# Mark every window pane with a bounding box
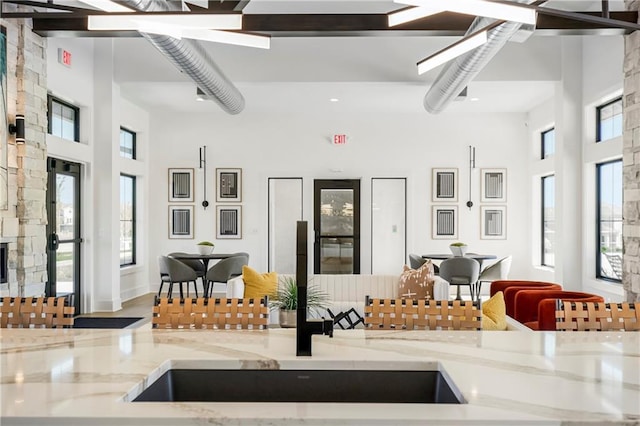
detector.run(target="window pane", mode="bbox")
[597,98,622,142]
[120,175,136,266]
[542,128,555,159]
[120,128,135,159]
[49,98,79,142]
[598,160,623,281]
[542,175,555,267]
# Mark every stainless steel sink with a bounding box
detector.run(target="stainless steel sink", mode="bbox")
[130,364,465,404]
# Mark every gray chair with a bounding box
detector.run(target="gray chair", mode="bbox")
[439,257,480,301]
[205,255,249,297]
[475,255,512,301]
[158,255,199,299]
[169,252,206,293]
[408,254,426,269]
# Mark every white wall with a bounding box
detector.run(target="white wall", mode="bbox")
[46,38,150,312]
[147,108,530,292]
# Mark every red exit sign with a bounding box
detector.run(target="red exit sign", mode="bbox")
[333,134,347,145]
[58,49,72,67]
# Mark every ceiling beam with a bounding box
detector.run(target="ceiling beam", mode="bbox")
[24,11,639,38]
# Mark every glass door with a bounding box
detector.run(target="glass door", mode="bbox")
[314,180,360,274]
[46,158,82,314]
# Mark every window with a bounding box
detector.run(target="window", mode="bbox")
[48,95,79,142]
[597,160,623,282]
[596,97,623,142]
[120,127,136,159]
[541,128,555,159]
[541,175,555,267]
[120,174,136,267]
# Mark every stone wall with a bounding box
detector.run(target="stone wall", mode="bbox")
[0,7,48,297]
[624,0,640,301]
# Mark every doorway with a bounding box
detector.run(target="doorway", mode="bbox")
[46,157,82,314]
[313,179,360,274]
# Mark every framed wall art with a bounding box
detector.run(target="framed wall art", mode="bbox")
[481,168,507,202]
[168,205,194,239]
[432,168,458,202]
[217,205,242,239]
[432,205,458,240]
[168,168,194,202]
[481,205,506,239]
[216,168,242,202]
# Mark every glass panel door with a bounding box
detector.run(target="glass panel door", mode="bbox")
[46,158,82,314]
[314,180,360,274]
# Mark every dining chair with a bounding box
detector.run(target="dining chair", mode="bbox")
[474,255,512,302]
[408,254,426,269]
[438,257,480,301]
[205,255,249,297]
[169,252,206,293]
[158,256,199,299]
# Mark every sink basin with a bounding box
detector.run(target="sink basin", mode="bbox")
[131,368,465,404]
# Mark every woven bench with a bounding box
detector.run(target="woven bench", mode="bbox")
[0,296,75,328]
[152,297,269,329]
[364,296,481,330]
[556,301,639,331]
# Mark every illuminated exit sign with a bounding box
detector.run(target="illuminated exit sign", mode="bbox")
[333,134,347,145]
[58,49,72,67]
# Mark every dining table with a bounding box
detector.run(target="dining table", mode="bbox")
[168,253,236,272]
[421,253,497,270]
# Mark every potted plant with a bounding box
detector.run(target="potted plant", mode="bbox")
[269,276,329,328]
[449,242,468,257]
[196,241,215,255]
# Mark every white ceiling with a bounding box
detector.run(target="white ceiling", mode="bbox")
[109,0,625,115]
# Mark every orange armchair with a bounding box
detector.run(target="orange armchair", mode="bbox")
[514,290,604,330]
[490,280,562,317]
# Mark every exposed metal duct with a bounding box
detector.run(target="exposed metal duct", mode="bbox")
[118,0,245,114]
[423,0,534,114]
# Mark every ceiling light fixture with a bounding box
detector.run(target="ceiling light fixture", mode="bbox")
[330,98,339,102]
[87,14,243,31]
[395,0,537,26]
[388,5,445,27]
[77,0,133,13]
[417,22,501,75]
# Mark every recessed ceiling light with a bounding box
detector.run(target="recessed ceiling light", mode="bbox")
[471,97,480,101]
[196,96,205,102]
[330,98,339,102]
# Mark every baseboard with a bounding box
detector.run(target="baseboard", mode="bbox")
[121,285,149,302]
[93,298,123,312]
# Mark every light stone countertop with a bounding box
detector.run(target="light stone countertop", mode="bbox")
[1,326,639,425]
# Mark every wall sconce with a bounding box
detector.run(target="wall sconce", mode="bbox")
[199,145,209,209]
[466,145,476,209]
[9,114,25,144]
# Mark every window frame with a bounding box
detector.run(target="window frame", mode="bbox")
[595,159,623,283]
[120,174,136,267]
[119,127,137,160]
[47,95,80,142]
[596,96,623,143]
[541,127,555,159]
[541,174,555,268]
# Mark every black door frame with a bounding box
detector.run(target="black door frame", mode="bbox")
[46,157,82,314]
[313,179,361,274]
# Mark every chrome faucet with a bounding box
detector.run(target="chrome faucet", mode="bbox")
[296,221,333,356]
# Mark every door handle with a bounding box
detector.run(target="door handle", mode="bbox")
[48,233,59,251]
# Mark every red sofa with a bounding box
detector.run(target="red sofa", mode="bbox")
[514,290,605,330]
[490,280,562,317]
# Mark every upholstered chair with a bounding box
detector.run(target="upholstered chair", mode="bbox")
[490,280,562,316]
[169,252,206,291]
[205,255,249,297]
[475,256,512,300]
[514,290,605,330]
[439,257,480,301]
[158,255,198,299]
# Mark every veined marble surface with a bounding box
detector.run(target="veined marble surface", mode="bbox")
[0,327,638,425]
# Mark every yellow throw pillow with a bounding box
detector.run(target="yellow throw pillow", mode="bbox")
[481,291,507,331]
[242,265,277,299]
[398,261,435,300]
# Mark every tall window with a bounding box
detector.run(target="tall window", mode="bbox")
[596,97,623,142]
[541,128,555,159]
[120,127,136,159]
[541,175,555,267]
[120,174,136,267]
[597,160,623,282]
[48,95,79,142]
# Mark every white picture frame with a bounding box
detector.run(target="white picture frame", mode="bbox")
[432,205,458,240]
[168,205,194,239]
[168,168,194,203]
[216,168,242,202]
[481,168,507,202]
[432,168,458,202]
[481,205,506,239]
[217,205,242,239]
